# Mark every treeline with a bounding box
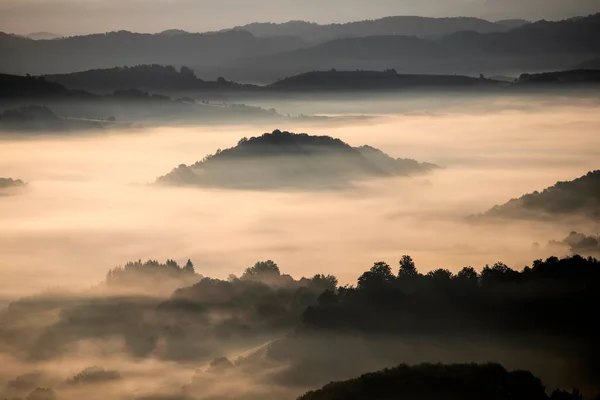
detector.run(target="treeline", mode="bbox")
[298,363,587,400]
[298,255,600,387]
[304,254,600,337]
[45,64,254,92]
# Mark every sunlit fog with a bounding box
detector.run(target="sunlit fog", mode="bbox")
[1,96,598,297]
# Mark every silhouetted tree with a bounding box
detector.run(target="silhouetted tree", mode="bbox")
[184,259,195,273]
[242,260,281,279]
[398,255,418,278]
[357,262,395,290]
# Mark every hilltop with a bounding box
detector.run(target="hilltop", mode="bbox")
[298,363,555,400]
[157,129,438,190]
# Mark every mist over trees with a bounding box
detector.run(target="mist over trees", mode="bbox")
[229,254,600,394]
[0,177,26,189]
[0,259,338,362]
[548,231,600,255]
[0,74,286,126]
[0,254,599,399]
[157,129,439,190]
[1,5,600,400]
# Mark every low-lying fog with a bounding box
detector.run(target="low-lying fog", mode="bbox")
[1,96,599,298]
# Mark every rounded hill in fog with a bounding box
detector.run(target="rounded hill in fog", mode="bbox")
[156,129,439,190]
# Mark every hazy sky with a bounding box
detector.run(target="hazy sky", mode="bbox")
[0,0,599,35]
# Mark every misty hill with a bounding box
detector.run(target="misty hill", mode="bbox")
[44,64,256,93]
[549,231,600,256]
[212,13,600,83]
[0,106,105,132]
[482,171,600,220]
[0,30,305,75]
[105,259,201,294]
[516,69,600,85]
[157,130,439,190]
[234,16,505,43]
[298,363,561,400]
[268,70,499,91]
[0,260,336,362]
[0,74,284,125]
[0,177,26,189]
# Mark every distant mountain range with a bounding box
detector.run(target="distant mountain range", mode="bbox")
[157,129,439,190]
[231,16,528,43]
[1,14,598,81]
[0,30,304,75]
[209,13,600,82]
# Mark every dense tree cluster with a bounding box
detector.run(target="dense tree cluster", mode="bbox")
[298,363,582,400]
[304,254,600,336]
[106,258,200,291]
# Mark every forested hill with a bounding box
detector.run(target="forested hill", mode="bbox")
[44,65,256,93]
[157,129,439,190]
[297,363,581,400]
[481,171,600,220]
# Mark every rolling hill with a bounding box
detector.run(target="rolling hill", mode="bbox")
[234,16,507,43]
[268,69,500,91]
[297,363,552,400]
[157,129,439,190]
[482,171,600,220]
